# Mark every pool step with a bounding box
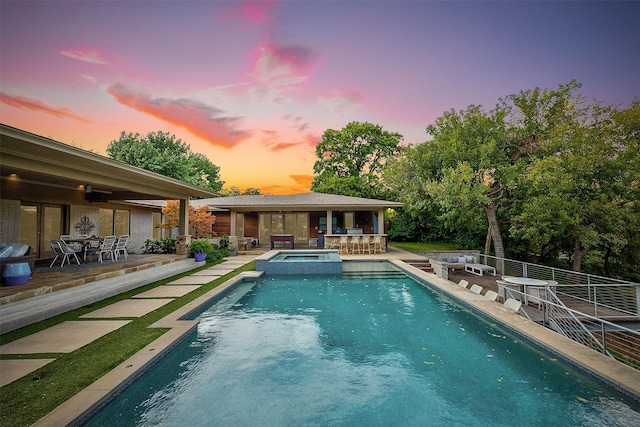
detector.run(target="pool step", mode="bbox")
[342,271,407,279]
[404,261,434,273]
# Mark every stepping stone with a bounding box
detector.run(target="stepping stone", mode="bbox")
[191,269,226,276]
[133,285,201,298]
[80,299,174,318]
[0,321,130,354]
[168,276,216,285]
[204,268,235,275]
[0,359,55,387]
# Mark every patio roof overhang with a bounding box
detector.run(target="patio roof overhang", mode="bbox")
[0,124,218,201]
[191,193,403,212]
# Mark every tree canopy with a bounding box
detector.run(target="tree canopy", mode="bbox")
[106,131,224,192]
[385,81,639,277]
[311,121,402,200]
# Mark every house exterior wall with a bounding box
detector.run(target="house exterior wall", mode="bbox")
[0,199,21,243]
[70,205,100,236]
[129,208,153,254]
[212,212,231,237]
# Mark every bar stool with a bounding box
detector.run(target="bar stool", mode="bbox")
[338,236,349,254]
[361,235,371,254]
[372,235,383,254]
[350,236,361,254]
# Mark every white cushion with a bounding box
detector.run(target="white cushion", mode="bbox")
[465,255,474,263]
[0,245,13,258]
[9,243,29,257]
[458,256,467,264]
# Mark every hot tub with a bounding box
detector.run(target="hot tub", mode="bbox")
[255,250,342,275]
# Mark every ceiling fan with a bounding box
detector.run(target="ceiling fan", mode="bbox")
[84,184,112,194]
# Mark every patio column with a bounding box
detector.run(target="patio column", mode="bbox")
[326,210,333,235]
[377,209,384,235]
[176,198,191,255]
[230,210,236,237]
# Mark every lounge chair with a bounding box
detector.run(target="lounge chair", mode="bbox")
[469,284,483,294]
[485,290,499,301]
[503,298,522,311]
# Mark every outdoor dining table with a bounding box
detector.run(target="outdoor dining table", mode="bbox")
[499,276,549,304]
[66,237,103,261]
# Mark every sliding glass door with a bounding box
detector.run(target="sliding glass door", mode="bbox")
[259,213,308,244]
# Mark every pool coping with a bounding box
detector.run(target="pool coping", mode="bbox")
[34,261,640,425]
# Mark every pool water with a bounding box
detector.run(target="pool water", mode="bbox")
[85,272,640,426]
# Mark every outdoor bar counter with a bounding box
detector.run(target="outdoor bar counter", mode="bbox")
[322,234,387,253]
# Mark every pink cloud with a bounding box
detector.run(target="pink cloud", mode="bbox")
[261,130,318,152]
[254,43,319,83]
[59,47,110,65]
[106,84,249,148]
[217,0,278,26]
[0,92,93,123]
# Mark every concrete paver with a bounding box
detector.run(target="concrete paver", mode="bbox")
[198,268,235,275]
[168,276,218,284]
[80,299,175,318]
[191,269,229,276]
[0,359,55,387]
[133,285,201,298]
[0,320,130,354]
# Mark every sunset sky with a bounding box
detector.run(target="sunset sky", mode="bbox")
[1,1,638,194]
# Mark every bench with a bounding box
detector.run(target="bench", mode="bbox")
[465,263,496,276]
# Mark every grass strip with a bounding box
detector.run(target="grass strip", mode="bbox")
[0,260,255,427]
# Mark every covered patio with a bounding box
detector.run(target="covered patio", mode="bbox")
[0,124,218,267]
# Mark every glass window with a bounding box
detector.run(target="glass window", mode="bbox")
[114,210,130,236]
[99,208,113,237]
[152,212,162,240]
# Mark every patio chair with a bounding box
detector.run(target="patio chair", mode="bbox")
[113,234,130,261]
[85,235,116,263]
[60,234,83,252]
[49,240,81,268]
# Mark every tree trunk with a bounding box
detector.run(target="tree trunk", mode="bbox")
[484,223,492,255]
[603,246,611,277]
[572,238,591,272]
[482,203,504,259]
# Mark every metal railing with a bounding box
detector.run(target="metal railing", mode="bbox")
[480,254,640,318]
[501,286,640,370]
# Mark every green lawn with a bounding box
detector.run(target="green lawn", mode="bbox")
[388,241,461,252]
[0,260,255,427]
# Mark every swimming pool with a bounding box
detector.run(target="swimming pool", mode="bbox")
[83,265,640,426]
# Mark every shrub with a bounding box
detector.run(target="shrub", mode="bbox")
[189,239,214,255]
[142,238,177,254]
